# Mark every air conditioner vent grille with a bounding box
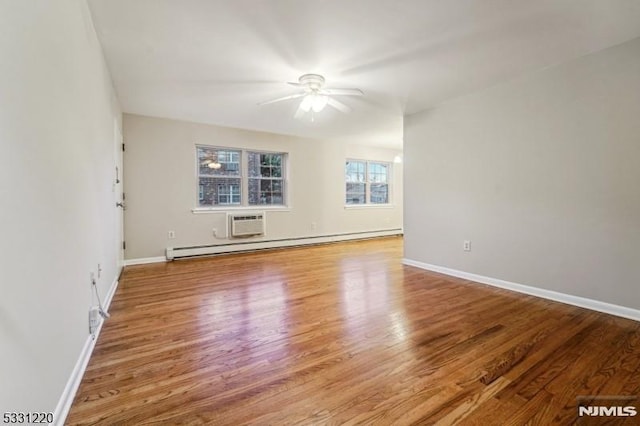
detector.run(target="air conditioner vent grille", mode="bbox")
[229,212,265,237]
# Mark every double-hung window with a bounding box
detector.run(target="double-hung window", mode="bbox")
[197,145,287,208]
[345,159,390,205]
[248,152,285,205]
[198,147,242,206]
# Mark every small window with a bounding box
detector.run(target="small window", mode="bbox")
[345,160,391,205]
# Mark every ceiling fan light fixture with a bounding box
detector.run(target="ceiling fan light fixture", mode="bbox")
[311,95,328,112]
[208,162,222,169]
[299,95,313,112]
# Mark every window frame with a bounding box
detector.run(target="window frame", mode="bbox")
[195,145,289,211]
[344,159,392,207]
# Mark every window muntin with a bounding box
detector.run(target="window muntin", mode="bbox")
[218,150,240,171]
[345,160,391,205]
[197,145,286,208]
[216,182,241,205]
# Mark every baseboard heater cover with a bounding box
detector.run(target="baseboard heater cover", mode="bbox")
[166,228,402,260]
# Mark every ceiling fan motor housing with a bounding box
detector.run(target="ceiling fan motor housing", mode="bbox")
[299,74,325,91]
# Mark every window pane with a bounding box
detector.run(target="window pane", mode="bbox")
[369,162,388,183]
[248,178,284,205]
[217,182,241,205]
[248,179,260,205]
[346,182,366,204]
[345,160,365,183]
[198,146,241,176]
[248,152,283,178]
[198,177,241,206]
[370,183,388,204]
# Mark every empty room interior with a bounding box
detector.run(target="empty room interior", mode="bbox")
[2,0,640,424]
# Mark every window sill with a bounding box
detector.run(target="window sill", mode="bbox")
[192,206,291,214]
[344,204,395,210]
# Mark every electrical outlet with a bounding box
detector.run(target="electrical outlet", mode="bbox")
[168,231,176,239]
[89,306,100,337]
[212,228,217,237]
[463,240,471,252]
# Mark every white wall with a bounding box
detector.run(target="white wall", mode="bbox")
[404,37,640,310]
[0,0,121,415]
[123,114,403,260]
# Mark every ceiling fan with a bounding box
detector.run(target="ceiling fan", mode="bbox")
[259,74,363,119]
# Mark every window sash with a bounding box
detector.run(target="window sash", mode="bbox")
[346,182,366,204]
[197,146,242,177]
[249,177,285,206]
[198,177,242,207]
[370,183,389,204]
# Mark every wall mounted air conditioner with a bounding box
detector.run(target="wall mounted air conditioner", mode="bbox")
[229,212,265,237]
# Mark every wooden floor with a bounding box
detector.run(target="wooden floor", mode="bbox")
[67,237,640,425]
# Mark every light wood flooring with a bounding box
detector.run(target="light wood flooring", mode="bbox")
[67,237,640,425]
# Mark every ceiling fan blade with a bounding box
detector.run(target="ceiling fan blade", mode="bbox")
[321,88,363,96]
[294,105,306,119]
[258,93,306,106]
[327,98,352,113]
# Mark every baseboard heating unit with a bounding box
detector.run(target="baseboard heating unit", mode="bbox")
[165,228,402,260]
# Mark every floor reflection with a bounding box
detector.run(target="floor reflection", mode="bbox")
[198,267,290,361]
[339,257,411,346]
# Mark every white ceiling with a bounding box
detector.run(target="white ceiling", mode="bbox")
[88,0,640,149]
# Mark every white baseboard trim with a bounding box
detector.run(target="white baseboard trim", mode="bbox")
[123,256,166,266]
[52,273,120,426]
[402,258,640,323]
